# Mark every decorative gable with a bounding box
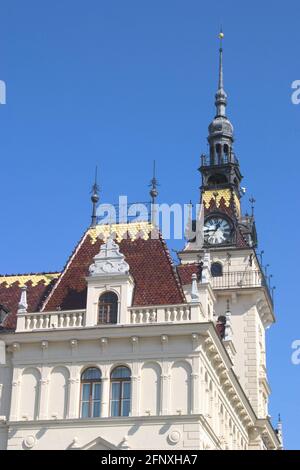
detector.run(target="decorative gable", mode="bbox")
[86,236,135,326]
[89,237,129,277]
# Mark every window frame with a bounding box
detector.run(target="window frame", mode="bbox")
[98,291,118,324]
[211,261,223,277]
[110,366,131,417]
[80,368,102,418]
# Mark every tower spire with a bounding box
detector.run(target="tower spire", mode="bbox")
[215,29,227,117]
[149,160,159,226]
[218,29,224,89]
[149,160,158,205]
[91,166,100,227]
[276,414,284,450]
[200,29,243,211]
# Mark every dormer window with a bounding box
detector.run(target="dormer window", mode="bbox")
[98,292,118,324]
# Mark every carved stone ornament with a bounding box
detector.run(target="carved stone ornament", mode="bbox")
[71,437,80,449]
[119,435,130,449]
[191,273,199,302]
[201,251,211,284]
[89,237,130,277]
[167,430,181,445]
[23,435,36,449]
[161,335,168,344]
[18,286,28,314]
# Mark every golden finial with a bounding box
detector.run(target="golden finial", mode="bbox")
[219,28,224,49]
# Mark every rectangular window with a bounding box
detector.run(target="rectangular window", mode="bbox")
[92,383,101,417]
[110,381,131,417]
[81,383,90,418]
[80,382,101,418]
[122,382,131,417]
[110,382,120,417]
[93,401,101,417]
[81,401,89,418]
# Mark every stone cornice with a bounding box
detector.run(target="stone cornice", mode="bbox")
[2,320,278,445]
[254,418,280,449]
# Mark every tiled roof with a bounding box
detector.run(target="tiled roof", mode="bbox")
[43,226,185,312]
[177,263,202,285]
[0,274,59,330]
[203,189,249,249]
[0,223,185,331]
[203,189,240,220]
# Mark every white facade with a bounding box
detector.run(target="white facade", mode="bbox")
[0,234,280,450]
[180,246,274,420]
[0,32,282,450]
[0,28,282,449]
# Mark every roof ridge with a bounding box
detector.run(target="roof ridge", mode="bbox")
[158,233,185,303]
[40,227,90,312]
[0,271,60,278]
[177,262,200,267]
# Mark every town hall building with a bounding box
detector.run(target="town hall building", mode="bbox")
[0,37,282,450]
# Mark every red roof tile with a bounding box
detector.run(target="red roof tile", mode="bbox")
[43,230,185,312]
[177,263,202,285]
[0,275,59,330]
[0,226,186,332]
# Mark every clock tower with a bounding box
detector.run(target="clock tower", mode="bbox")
[198,33,256,249]
[178,33,275,422]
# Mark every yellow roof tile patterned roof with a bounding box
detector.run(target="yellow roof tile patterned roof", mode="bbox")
[88,221,154,244]
[0,273,60,288]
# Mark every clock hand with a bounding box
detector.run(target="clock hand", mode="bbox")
[212,224,221,233]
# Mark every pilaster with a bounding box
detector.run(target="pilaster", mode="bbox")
[131,375,140,416]
[101,376,110,418]
[38,366,50,420]
[9,367,22,421]
[191,356,201,414]
[160,362,170,415]
[243,307,259,414]
[131,361,141,416]
[67,365,80,419]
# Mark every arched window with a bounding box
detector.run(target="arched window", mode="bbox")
[211,262,223,277]
[110,366,131,417]
[223,144,229,163]
[80,368,102,418]
[216,143,222,164]
[98,291,118,324]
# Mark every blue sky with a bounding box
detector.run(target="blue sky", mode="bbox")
[0,0,299,449]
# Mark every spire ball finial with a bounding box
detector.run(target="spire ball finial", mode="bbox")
[214,28,227,117]
[249,195,256,217]
[149,160,159,203]
[218,28,224,50]
[149,160,159,226]
[91,166,100,227]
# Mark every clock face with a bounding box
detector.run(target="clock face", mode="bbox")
[204,217,232,245]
